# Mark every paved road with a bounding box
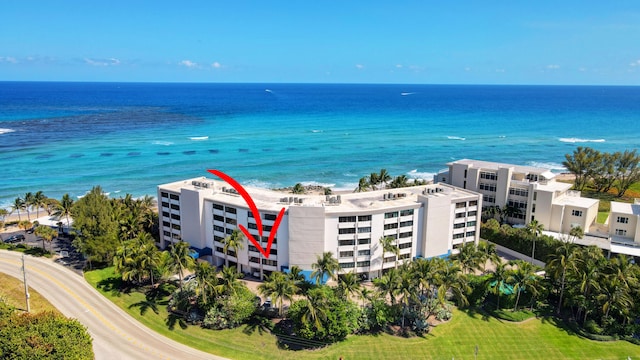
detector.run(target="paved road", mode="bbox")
[0,250,225,360]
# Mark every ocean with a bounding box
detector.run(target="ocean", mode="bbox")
[1,82,639,208]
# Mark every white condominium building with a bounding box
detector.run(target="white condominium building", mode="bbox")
[436,159,599,234]
[608,200,640,250]
[157,177,481,280]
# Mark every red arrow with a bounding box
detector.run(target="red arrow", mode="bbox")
[207,169,285,259]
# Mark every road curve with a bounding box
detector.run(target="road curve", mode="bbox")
[0,250,226,360]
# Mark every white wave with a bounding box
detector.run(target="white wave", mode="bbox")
[0,128,15,135]
[527,161,567,171]
[113,190,121,193]
[401,92,415,96]
[152,140,174,146]
[559,137,605,143]
[447,136,466,141]
[342,172,358,177]
[244,179,277,189]
[333,182,359,192]
[189,136,209,141]
[300,181,336,188]
[407,169,436,179]
[498,135,506,138]
[311,129,323,133]
[265,89,273,93]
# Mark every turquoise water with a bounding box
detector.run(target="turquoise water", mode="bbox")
[1,82,639,208]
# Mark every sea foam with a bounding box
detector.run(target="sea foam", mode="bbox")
[447,136,466,141]
[0,128,15,135]
[152,140,174,146]
[559,138,605,143]
[407,169,436,180]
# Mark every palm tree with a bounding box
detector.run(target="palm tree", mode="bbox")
[10,196,24,222]
[34,225,57,253]
[221,229,244,272]
[291,183,305,194]
[259,271,298,318]
[338,272,361,299]
[137,233,159,285]
[297,287,330,330]
[358,287,374,308]
[569,226,584,243]
[368,172,380,190]
[546,241,578,314]
[597,275,633,324]
[396,264,417,328]
[311,251,340,285]
[354,177,371,192]
[574,246,604,322]
[507,260,541,311]
[220,266,244,294]
[454,242,481,274]
[486,261,510,310]
[379,235,399,271]
[378,169,392,189]
[32,191,47,219]
[169,241,195,291]
[434,261,469,309]
[373,267,400,305]
[23,192,35,222]
[526,219,544,263]
[194,261,222,305]
[477,241,497,273]
[53,194,74,231]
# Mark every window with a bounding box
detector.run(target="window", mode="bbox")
[384,212,398,219]
[340,251,354,258]
[212,203,223,210]
[384,223,398,230]
[400,209,414,216]
[466,231,476,237]
[214,235,224,242]
[160,191,168,198]
[399,231,413,238]
[339,239,355,246]
[398,242,412,249]
[615,229,627,236]
[533,192,537,201]
[262,213,276,221]
[170,204,180,210]
[531,204,536,213]
[526,174,539,182]
[171,224,181,230]
[162,221,170,227]
[270,248,277,255]
[480,172,497,180]
[479,183,496,192]
[262,225,273,232]
[571,210,583,217]
[225,206,237,214]
[163,231,171,237]
[454,223,465,229]
[358,227,371,233]
[399,253,411,260]
[357,261,370,267]
[161,201,170,208]
[169,194,179,200]
[248,211,254,218]
[509,188,529,197]
[215,246,224,254]
[617,216,629,224]
[400,220,413,228]
[225,228,233,235]
[172,233,181,239]
[340,262,355,269]
[262,259,278,266]
[467,210,477,217]
[225,218,237,225]
[469,200,478,206]
[508,200,527,209]
[339,228,356,234]
[464,169,468,178]
[453,233,464,239]
[455,202,466,209]
[467,221,476,227]
[456,212,466,218]
[248,245,258,252]
[213,214,224,222]
[162,211,170,217]
[249,257,259,264]
[358,238,371,245]
[358,215,372,221]
[248,223,258,230]
[358,249,370,256]
[339,216,356,223]
[384,256,396,263]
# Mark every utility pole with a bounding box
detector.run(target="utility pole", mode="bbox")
[21,255,30,313]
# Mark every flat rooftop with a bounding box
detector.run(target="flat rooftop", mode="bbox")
[610,201,640,215]
[159,177,480,213]
[448,159,556,179]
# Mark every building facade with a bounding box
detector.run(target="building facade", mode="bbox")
[158,177,481,280]
[436,159,599,234]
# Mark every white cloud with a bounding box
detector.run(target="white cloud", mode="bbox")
[495,68,506,73]
[355,64,364,69]
[546,64,560,69]
[84,57,121,66]
[0,56,18,64]
[629,59,640,67]
[395,64,403,68]
[211,61,221,68]
[464,67,472,72]
[180,60,198,68]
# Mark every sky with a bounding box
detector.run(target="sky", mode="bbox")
[1,1,640,85]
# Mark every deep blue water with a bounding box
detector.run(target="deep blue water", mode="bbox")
[1,82,639,208]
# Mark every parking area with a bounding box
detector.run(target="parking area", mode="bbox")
[1,227,85,274]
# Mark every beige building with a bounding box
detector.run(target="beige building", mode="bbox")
[158,177,481,280]
[437,159,599,234]
[608,200,640,244]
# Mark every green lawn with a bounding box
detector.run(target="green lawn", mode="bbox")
[0,273,60,314]
[84,268,640,359]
